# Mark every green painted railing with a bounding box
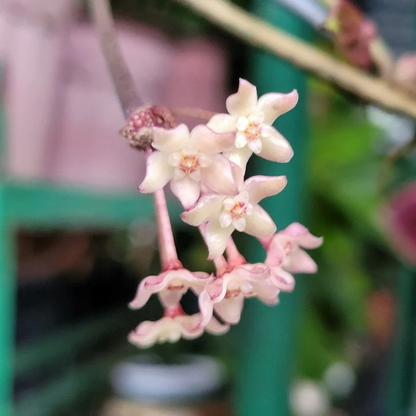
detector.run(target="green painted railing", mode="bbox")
[236,2,311,415]
[15,344,134,416]
[386,266,416,416]
[0,199,15,416]
[15,307,135,378]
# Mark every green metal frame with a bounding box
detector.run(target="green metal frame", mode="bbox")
[0,196,15,416]
[236,2,311,415]
[0,108,180,414]
[386,266,416,416]
[1,182,164,228]
[0,181,162,415]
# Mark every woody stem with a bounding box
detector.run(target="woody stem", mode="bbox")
[89,0,143,118]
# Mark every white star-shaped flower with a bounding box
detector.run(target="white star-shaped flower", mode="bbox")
[181,174,287,259]
[207,78,297,171]
[139,124,237,208]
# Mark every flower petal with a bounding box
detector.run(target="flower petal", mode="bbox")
[244,205,276,237]
[244,175,287,204]
[251,278,280,300]
[235,190,250,204]
[236,117,250,131]
[168,152,182,167]
[226,78,258,117]
[171,176,201,209]
[235,132,248,148]
[129,274,165,309]
[233,216,246,232]
[270,266,295,292]
[237,263,270,280]
[139,152,173,193]
[280,223,323,248]
[231,164,245,190]
[181,194,224,226]
[177,314,205,339]
[283,248,318,274]
[161,271,211,307]
[128,318,180,348]
[214,296,244,324]
[201,154,238,195]
[248,111,265,125]
[205,220,234,259]
[205,317,230,335]
[191,125,235,154]
[224,146,253,172]
[130,269,210,309]
[259,126,294,163]
[128,321,159,348]
[199,291,215,326]
[219,211,233,228]
[207,114,237,133]
[205,277,228,301]
[152,124,190,152]
[256,90,299,124]
[265,238,285,267]
[248,138,262,154]
[259,294,280,306]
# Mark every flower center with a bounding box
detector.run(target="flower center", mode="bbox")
[225,280,254,298]
[241,121,261,141]
[235,113,265,153]
[169,150,211,181]
[225,289,240,298]
[167,278,186,291]
[229,201,249,218]
[220,192,253,232]
[179,154,200,174]
[225,280,241,298]
[283,241,293,254]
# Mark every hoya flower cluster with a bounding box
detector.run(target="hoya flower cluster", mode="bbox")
[127,79,322,348]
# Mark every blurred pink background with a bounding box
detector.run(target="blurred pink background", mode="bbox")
[0,0,227,191]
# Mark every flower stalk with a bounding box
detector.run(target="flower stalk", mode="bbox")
[213,256,229,276]
[154,189,181,271]
[226,237,246,268]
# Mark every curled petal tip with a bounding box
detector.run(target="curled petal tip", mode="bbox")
[279,176,288,189]
[290,89,299,98]
[128,301,139,310]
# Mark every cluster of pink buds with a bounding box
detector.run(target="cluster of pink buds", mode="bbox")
[127,79,323,348]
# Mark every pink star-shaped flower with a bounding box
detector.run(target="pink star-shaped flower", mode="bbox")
[265,223,323,292]
[128,305,229,348]
[129,268,212,309]
[199,264,279,326]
